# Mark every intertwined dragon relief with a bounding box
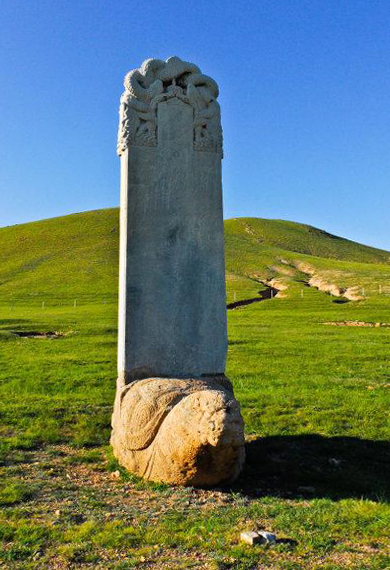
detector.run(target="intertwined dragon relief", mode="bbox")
[117,56,223,156]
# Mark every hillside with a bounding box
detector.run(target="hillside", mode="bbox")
[0,209,119,303]
[225,217,390,264]
[0,208,389,305]
[1,209,390,569]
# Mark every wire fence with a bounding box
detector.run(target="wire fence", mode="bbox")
[2,283,390,312]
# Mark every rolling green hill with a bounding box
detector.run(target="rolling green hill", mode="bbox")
[0,208,389,306]
[225,217,390,264]
[1,209,390,569]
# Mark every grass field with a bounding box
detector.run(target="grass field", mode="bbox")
[1,209,390,569]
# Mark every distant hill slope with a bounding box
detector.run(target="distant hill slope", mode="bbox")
[0,209,119,303]
[224,218,390,265]
[0,209,389,304]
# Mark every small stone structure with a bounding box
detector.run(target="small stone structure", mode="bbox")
[111,57,245,486]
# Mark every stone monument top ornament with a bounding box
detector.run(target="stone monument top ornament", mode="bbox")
[111,57,245,487]
[117,56,223,155]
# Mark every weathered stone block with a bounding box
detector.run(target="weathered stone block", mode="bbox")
[111,56,245,485]
[111,376,245,486]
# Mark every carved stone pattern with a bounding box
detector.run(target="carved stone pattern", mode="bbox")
[111,376,245,486]
[117,56,223,156]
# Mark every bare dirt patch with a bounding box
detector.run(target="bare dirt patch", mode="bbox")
[17,445,237,522]
[323,321,390,328]
[292,261,364,301]
[11,330,65,339]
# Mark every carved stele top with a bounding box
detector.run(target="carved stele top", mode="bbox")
[117,56,223,156]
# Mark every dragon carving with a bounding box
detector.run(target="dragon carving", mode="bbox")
[117,56,223,155]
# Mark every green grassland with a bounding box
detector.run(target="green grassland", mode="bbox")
[1,209,390,569]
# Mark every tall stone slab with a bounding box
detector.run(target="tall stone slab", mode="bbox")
[111,57,245,486]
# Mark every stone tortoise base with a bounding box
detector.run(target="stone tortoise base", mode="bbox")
[111,376,245,487]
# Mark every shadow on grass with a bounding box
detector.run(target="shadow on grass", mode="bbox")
[231,435,390,502]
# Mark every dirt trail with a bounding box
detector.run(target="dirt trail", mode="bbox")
[227,256,364,310]
[291,261,364,302]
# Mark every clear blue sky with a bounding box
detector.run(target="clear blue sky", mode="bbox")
[1,0,389,249]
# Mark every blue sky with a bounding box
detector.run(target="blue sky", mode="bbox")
[1,0,389,249]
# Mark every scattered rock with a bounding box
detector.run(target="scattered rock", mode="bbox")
[110,470,121,479]
[240,531,262,546]
[240,530,277,546]
[258,530,277,544]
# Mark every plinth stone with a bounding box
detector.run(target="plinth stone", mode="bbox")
[111,56,245,486]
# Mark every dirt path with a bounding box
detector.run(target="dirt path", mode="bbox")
[290,261,364,302]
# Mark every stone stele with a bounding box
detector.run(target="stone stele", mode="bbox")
[111,56,245,486]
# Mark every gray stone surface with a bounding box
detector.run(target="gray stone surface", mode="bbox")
[240,531,277,546]
[117,57,227,382]
[112,57,245,486]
